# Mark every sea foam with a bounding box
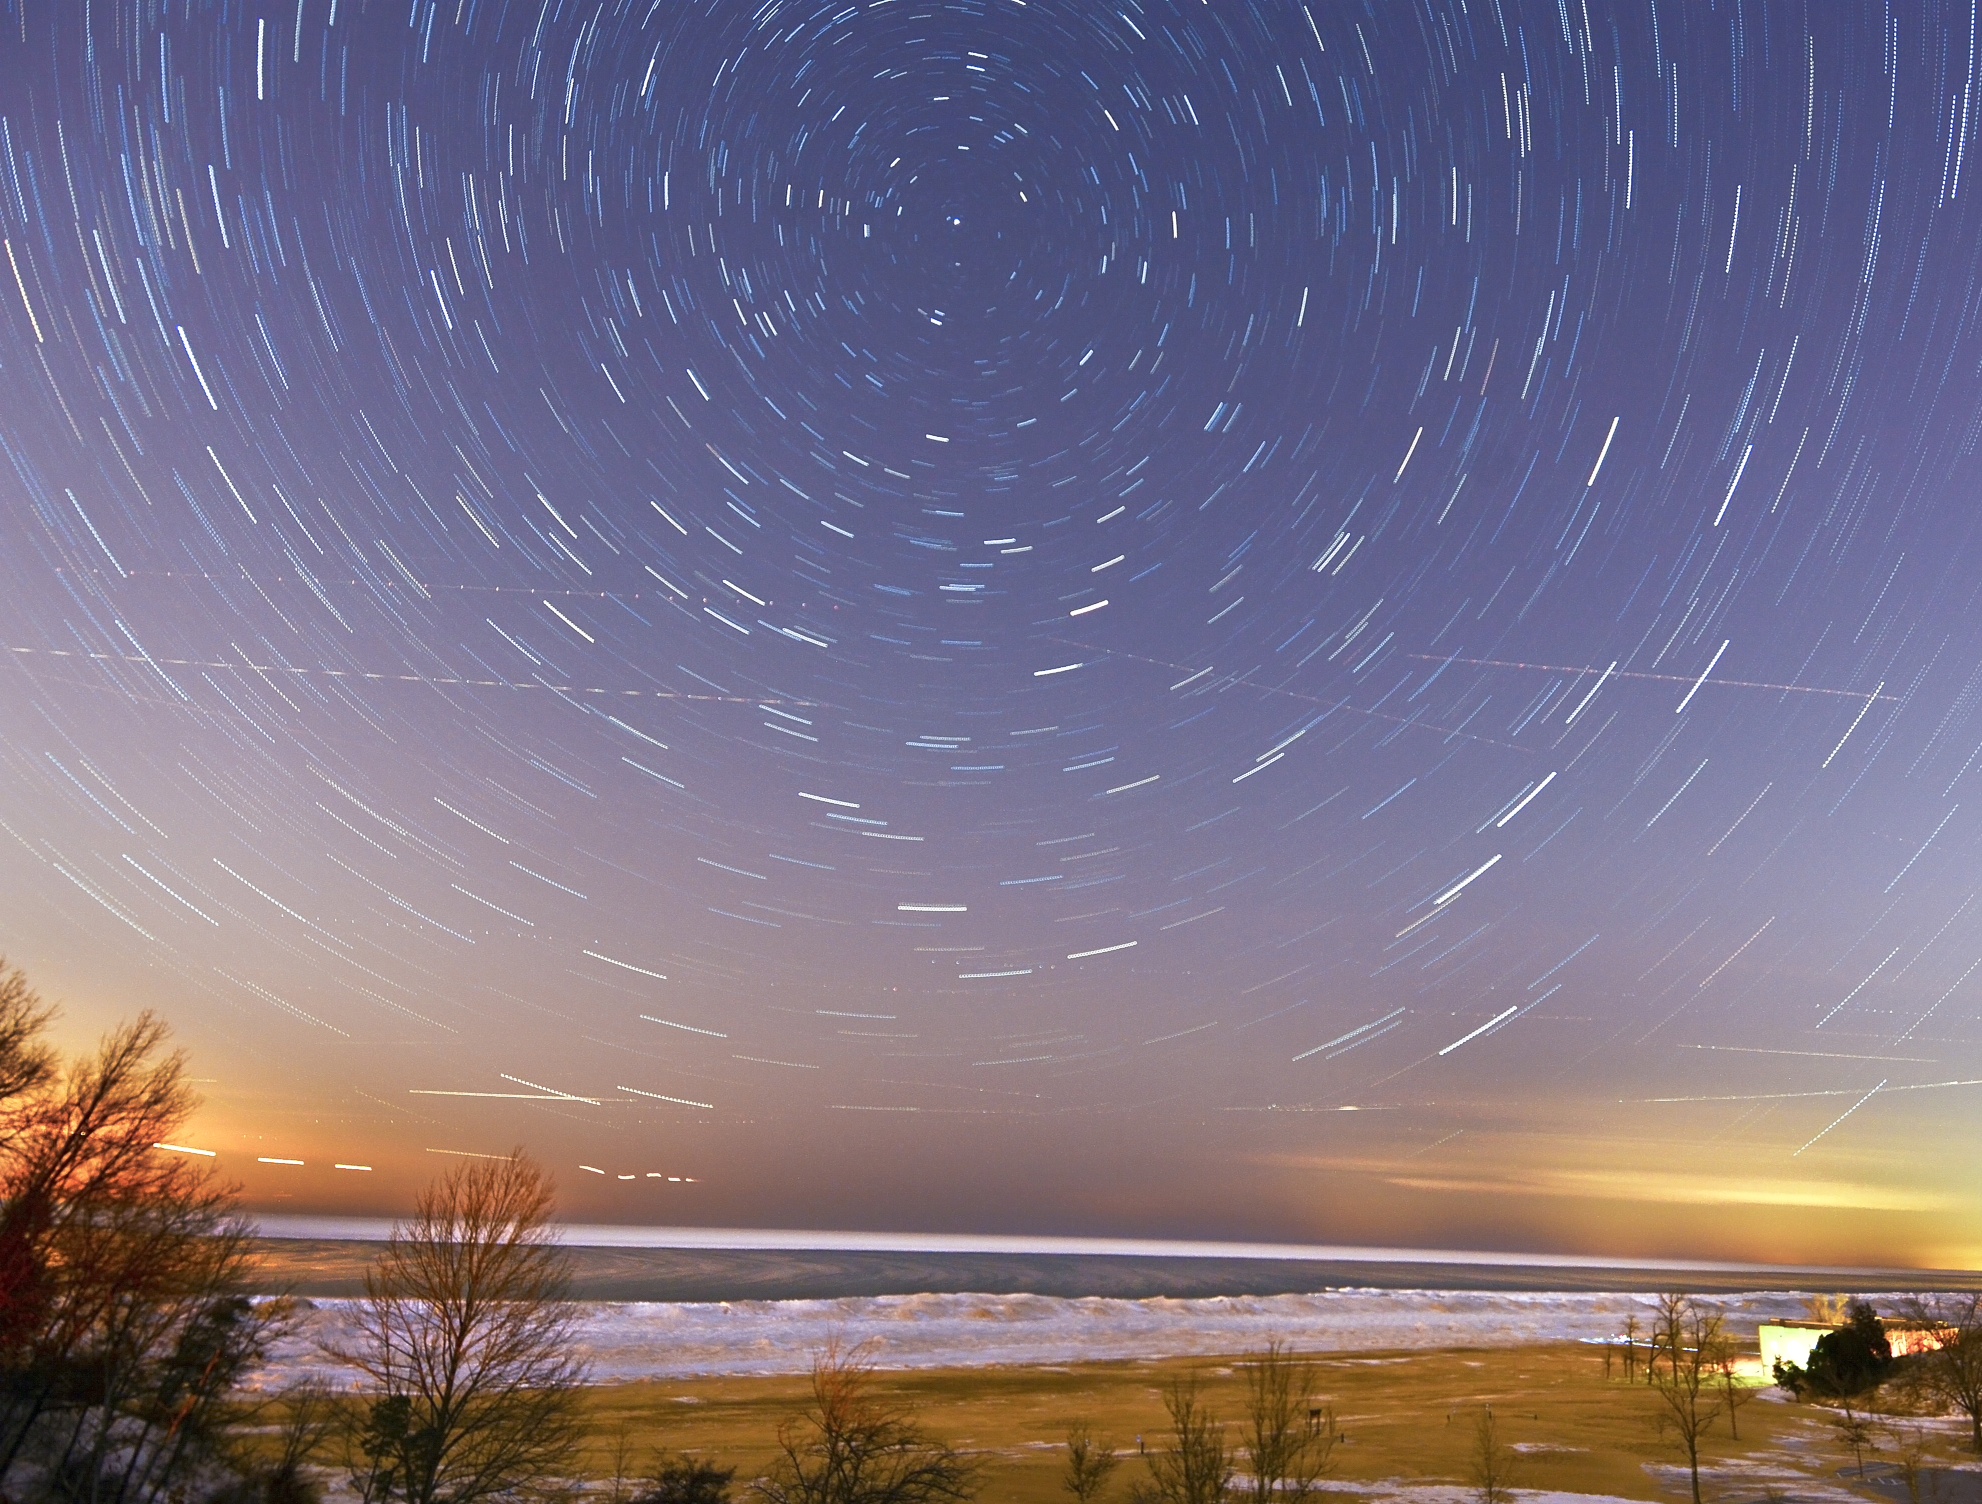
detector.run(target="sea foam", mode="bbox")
[267,1287,1829,1384]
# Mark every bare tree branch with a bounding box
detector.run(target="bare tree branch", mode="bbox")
[1648,1295,1726,1504]
[1063,1424,1122,1504]
[754,1342,978,1504]
[1130,1376,1231,1504]
[1237,1341,1335,1504]
[328,1150,587,1504]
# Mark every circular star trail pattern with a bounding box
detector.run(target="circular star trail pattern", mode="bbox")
[2,0,1981,1254]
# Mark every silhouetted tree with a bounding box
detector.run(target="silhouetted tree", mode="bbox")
[212,1381,338,1504]
[755,1343,977,1504]
[1904,1294,1982,1450]
[329,1151,587,1504]
[0,960,56,1113]
[1776,1301,1892,1401]
[638,1454,737,1504]
[0,963,284,1502]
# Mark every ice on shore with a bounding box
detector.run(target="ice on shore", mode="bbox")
[267,1287,1829,1384]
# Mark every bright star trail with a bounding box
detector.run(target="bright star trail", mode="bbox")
[1,0,1979,1265]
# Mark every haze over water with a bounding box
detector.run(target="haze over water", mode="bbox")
[4,0,1981,1269]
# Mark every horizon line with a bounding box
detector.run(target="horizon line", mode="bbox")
[246,1216,1960,1278]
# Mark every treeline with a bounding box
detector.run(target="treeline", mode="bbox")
[0,962,1356,1504]
[11,960,1982,1504]
[1768,1292,1982,1492]
[1605,1290,1982,1504]
[0,965,286,1504]
[0,957,996,1504]
[1054,1344,1340,1504]
[0,956,640,1504]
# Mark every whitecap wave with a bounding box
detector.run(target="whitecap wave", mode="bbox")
[265,1286,1838,1384]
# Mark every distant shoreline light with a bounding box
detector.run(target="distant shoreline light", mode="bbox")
[245,1217,1889,1276]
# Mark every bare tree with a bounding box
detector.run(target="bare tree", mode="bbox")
[1130,1376,1231,1504]
[216,1379,339,1504]
[1065,1424,1123,1504]
[72,1219,288,1503]
[1882,1417,1940,1504]
[0,1011,207,1380]
[1621,1316,1640,1382]
[1238,1342,1336,1504]
[755,1341,977,1504]
[1648,1296,1725,1504]
[1650,1293,1690,1385]
[1904,1295,1982,1451]
[330,1150,587,1504]
[0,962,54,1435]
[0,959,56,1113]
[1831,1399,1877,1475]
[1706,1324,1756,1441]
[1467,1408,1515,1504]
[0,1004,279,1503]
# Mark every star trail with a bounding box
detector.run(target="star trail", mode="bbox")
[2,0,1980,1263]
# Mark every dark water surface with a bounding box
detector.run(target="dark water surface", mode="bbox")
[245,1240,1982,1302]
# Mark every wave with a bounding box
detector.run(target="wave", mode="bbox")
[266,1286,1839,1384]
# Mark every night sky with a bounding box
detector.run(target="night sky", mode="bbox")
[3,0,1980,1267]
